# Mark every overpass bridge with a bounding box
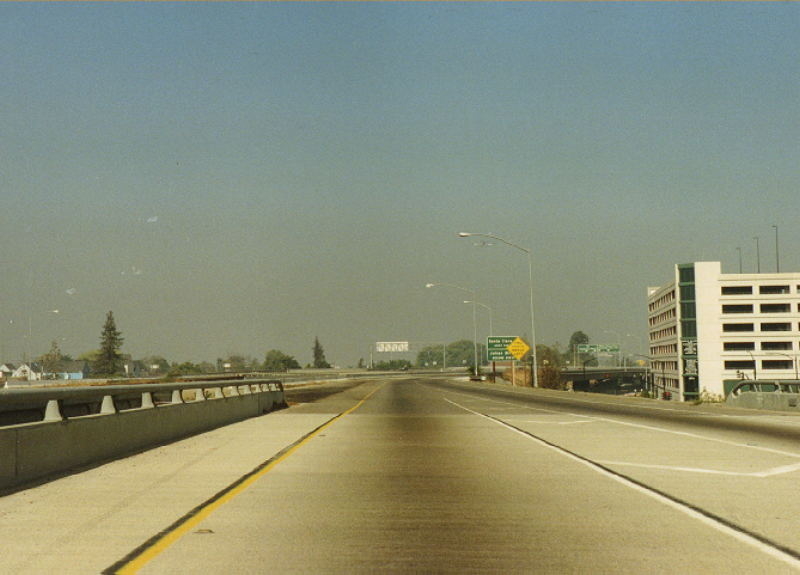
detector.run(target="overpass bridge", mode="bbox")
[3,375,800,573]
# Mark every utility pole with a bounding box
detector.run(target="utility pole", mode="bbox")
[754,236,760,273]
[773,225,780,273]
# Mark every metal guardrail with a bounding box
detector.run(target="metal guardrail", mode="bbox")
[0,379,284,427]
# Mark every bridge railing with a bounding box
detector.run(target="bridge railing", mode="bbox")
[0,379,285,493]
[0,379,285,426]
[725,380,800,411]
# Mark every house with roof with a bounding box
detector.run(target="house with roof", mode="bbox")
[0,363,16,379]
[43,360,89,380]
[11,362,42,381]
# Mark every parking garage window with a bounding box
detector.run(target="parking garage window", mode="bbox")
[721,286,752,295]
[761,323,792,332]
[723,323,754,332]
[762,360,793,370]
[724,342,755,351]
[759,285,790,295]
[722,304,753,314]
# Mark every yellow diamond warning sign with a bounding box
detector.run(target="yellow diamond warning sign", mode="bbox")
[507,337,531,361]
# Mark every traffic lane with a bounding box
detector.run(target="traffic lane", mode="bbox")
[284,379,382,409]
[138,378,795,574]
[0,382,384,575]
[435,382,800,564]
[428,378,800,448]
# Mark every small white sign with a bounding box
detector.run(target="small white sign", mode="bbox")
[376,342,410,353]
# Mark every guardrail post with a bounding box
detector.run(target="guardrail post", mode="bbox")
[44,399,63,422]
[171,390,183,404]
[100,395,116,415]
[141,392,155,409]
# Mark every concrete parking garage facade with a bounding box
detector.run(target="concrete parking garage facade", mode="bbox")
[648,261,800,401]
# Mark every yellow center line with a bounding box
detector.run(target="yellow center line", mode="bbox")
[110,383,385,574]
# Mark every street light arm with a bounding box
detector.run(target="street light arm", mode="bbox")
[458,232,530,254]
[458,231,538,388]
[426,282,475,296]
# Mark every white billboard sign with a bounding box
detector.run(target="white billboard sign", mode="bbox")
[376,341,410,353]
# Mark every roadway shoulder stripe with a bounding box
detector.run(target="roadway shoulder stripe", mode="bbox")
[104,384,384,574]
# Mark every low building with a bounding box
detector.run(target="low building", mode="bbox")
[648,262,800,401]
[11,362,42,381]
[0,363,16,379]
[43,360,90,380]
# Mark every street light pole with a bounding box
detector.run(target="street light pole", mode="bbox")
[459,232,538,388]
[464,300,493,336]
[632,354,653,396]
[426,282,479,378]
[773,224,780,273]
[754,236,761,273]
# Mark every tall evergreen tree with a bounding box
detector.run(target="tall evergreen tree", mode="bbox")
[312,337,331,368]
[93,311,124,377]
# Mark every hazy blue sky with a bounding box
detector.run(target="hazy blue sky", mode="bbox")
[2,3,798,367]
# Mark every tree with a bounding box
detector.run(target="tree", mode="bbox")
[141,355,170,375]
[537,344,564,389]
[566,330,593,366]
[263,349,301,372]
[445,339,486,370]
[39,340,69,377]
[372,359,412,371]
[568,331,590,353]
[416,344,447,368]
[92,311,124,377]
[167,361,204,377]
[312,337,331,368]
[219,354,259,372]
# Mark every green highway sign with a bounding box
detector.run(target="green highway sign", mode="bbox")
[487,336,516,361]
[576,343,620,354]
[487,336,531,361]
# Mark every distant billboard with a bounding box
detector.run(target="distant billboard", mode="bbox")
[376,342,410,353]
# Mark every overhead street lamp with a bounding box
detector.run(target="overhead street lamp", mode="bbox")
[767,352,798,380]
[458,232,538,388]
[426,282,479,378]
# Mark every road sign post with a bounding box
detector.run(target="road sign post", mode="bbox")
[487,336,532,386]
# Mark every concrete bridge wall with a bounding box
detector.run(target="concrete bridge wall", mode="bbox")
[0,381,284,492]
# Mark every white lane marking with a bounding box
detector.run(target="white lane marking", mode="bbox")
[444,397,800,570]
[590,416,800,460]
[598,460,800,478]
[445,391,800,460]
[520,420,595,425]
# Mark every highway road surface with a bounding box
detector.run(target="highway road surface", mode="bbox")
[4,377,800,573]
